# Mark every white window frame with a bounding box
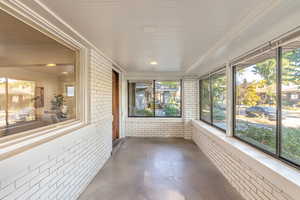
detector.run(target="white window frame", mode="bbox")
[0,1,89,159]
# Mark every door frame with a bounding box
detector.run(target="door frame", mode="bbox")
[112,66,124,139]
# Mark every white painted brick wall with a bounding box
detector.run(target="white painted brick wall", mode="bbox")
[183,79,199,139]
[0,49,113,200]
[192,126,295,200]
[125,118,184,138]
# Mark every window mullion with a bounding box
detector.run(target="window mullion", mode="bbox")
[5,77,8,127]
[199,80,202,120]
[276,47,282,157]
[210,75,213,124]
[153,80,156,117]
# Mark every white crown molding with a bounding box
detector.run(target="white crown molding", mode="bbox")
[185,0,282,74]
[32,0,126,73]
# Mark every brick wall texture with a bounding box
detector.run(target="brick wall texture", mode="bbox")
[192,126,295,200]
[0,49,113,200]
[125,118,184,138]
[183,79,199,139]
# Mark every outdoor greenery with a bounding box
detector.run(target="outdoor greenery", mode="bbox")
[129,81,181,117]
[235,46,300,165]
[236,121,300,164]
[236,121,276,152]
[200,78,211,122]
[212,71,226,127]
[200,70,227,129]
[135,109,154,116]
[164,104,180,116]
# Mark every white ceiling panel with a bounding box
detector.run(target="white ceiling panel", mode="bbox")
[34,0,300,75]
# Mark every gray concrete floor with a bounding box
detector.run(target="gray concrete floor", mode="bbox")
[79,138,244,200]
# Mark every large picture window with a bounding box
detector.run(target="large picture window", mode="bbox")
[234,50,277,153]
[128,80,181,117]
[281,42,300,165]
[0,9,77,138]
[233,40,300,168]
[200,68,227,131]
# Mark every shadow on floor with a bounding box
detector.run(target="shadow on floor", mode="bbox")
[79,137,244,200]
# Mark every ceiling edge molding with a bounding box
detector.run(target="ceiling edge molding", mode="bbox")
[184,0,282,74]
[32,0,127,73]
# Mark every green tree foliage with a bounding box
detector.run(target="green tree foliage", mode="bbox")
[243,83,261,106]
[212,73,226,105]
[252,58,276,85]
[282,49,300,85]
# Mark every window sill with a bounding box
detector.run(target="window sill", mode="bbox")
[0,120,87,161]
[192,120,300,200]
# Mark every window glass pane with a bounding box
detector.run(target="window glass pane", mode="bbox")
[7,79,36,126]
[0,9,77,137]
[0,78,6,127]
[66,86,75,97]
[155,81,181,117]
[200,78,211,123]
[281,42,300,165]
[235,50,277,153]
[128,81,154,116]
[212,70,227,130]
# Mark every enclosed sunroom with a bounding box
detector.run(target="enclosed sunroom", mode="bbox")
[0,1,300,200]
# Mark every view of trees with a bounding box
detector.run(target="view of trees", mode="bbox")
[200,69,227,130]
[235,45,300,165]
[212,70,227,129]
[155,81,181,117]
[128,81,181,117]
[200,78,211,123]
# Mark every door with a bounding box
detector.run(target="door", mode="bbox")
[112,70,120,140]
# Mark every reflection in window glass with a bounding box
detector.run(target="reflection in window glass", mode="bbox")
[0,78,6,127]
[155,81,181,117]
[235,50,277,153]
[0,9,77,138]
[128,81,154,116]
[212,70,227,130]
[7,79,36,126]
[66,86,75,97]
[200,78,211,123]
[281,44,300,165]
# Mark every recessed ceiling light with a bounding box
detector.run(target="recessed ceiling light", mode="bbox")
[150,61,158,65]
[62,72,68,74]
[46,63,56,67]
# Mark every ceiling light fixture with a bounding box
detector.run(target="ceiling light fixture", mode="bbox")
[62,72,68,75]
[46,63,57,67]
[150,61,158,65]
